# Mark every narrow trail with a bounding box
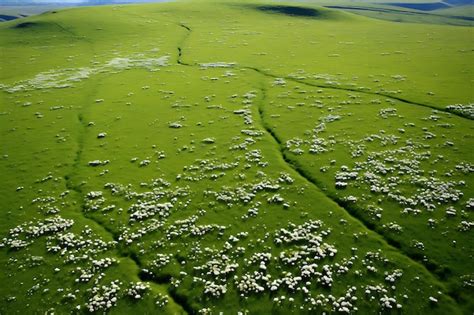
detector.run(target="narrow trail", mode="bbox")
[176,49,469,120]
[60,23,194,312]
[52,21,92,43]
[242,66,470,120]
[63,89,123,244]
[254,83,460,305]
[62,95,188,312]
[62,94,188,314]
[64,113,86,192]
[172,25,469,121]
[174,25,463,300]
[177,23,192,66]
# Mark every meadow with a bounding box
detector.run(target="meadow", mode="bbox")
[0,1,472,314]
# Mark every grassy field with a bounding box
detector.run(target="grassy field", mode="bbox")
[0,1,473,314]
[279,0,474,26]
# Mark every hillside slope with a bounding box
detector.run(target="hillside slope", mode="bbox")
[0,1,472,314]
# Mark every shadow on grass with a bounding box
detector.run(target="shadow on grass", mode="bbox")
[255,5,321,17]
[12,21,38,29]
[168,286,196,315]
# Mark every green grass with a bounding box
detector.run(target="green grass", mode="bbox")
[0,1,472,314]
[277,0,474,26]
[435,4,474,17]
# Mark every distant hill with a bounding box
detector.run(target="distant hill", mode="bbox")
[444,0,474,5]
[0,0,169,4]
[0,0,170,21]
[385,0,473,11]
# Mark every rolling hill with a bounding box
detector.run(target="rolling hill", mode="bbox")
[0,1,473,314]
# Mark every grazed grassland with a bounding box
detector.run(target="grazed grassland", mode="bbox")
[0,1,472,314]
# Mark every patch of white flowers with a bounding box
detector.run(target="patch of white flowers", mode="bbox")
[126,282,150,300]
[4,54,169,93]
